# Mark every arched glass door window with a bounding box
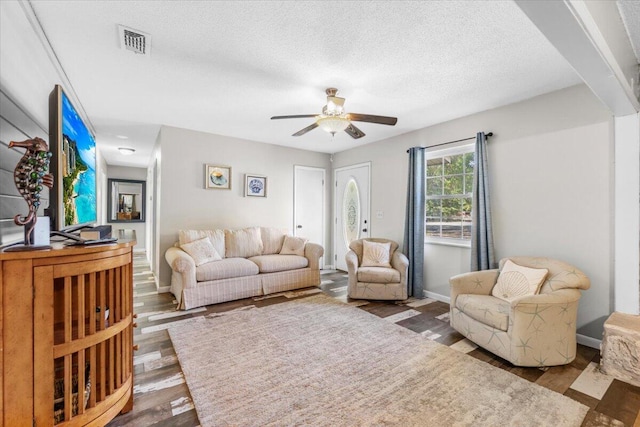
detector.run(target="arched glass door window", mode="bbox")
[342,178,360,245]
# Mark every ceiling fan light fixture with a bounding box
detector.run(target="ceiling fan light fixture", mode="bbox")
[326,96,345,114]
[317,115,350,135]
[270,87,396,139]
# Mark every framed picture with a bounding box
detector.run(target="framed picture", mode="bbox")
[245,174,267,197]
[205,164,231,190]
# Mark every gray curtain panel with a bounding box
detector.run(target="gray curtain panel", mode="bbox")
[470,132,496,271]
[403,147,425,298]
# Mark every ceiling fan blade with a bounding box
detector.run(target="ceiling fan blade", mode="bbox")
[347,113,397,126]
[271,114,317,120]
[292,122,318,136]
[345,123,366,139]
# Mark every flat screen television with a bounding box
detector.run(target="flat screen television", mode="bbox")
[47,84,97,232]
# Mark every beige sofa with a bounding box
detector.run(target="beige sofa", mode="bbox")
[165,227,324,310]
[449,256,590,367]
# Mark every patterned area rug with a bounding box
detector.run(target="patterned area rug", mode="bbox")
[168,295,588,426]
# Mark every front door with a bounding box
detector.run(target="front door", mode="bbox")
[334,162,370,271]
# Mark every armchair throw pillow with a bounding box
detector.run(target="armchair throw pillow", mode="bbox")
[181,237,222,266]
[492,259,548,302]
[279,235,307,256]
[361,240,392,268]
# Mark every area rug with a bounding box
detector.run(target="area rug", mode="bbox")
[168,294,588,426]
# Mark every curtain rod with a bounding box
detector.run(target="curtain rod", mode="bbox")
[407,132,493,152]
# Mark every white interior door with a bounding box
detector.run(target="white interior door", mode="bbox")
[294,166,325,268]
[334,163,370,271]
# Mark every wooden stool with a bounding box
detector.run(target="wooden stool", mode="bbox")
[600,311,640,387]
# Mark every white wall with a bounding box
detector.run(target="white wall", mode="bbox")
[582,0,639,97]
[333,84,613,340]
[614,113,640,315]
[150,140,162,283]
[106,165,147,251]
[1,1,57,131]
[1,1,109,234]
[493,122,612,339]
[157,125,331,287]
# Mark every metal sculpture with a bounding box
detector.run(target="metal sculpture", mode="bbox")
[8,137,53,246]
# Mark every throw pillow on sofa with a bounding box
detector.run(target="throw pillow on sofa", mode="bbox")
[179,229,226,259]
[279,236,307,256]
[261,227,288,255]
[225,227,264,258]
[181,237,222,266]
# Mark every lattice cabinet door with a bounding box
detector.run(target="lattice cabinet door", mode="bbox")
[32,247,134,426]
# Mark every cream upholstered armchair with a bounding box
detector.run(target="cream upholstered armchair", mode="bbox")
[449,257,590,367]
[346,238,409,300]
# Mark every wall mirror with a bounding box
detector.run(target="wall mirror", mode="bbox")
[107,179,146,223]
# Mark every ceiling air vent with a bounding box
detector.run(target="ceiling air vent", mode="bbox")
[118,25,151,56]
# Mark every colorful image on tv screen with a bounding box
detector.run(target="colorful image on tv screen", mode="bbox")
[61,91,97,227]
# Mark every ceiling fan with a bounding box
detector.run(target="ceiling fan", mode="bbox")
[270,88,397,139]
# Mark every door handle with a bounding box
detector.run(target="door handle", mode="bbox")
[297,225,302,229]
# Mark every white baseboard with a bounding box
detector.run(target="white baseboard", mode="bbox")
[157,285,171,293]
[424,291,450,304]
[577,334,602,350]
[323,265,335,270]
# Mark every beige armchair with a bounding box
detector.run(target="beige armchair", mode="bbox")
[449,257,590,367]
[346,238,409,300]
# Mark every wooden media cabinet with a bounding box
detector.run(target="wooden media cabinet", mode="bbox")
[1,238,136,426]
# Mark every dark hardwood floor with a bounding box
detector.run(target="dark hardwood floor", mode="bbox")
[107,254,640,426]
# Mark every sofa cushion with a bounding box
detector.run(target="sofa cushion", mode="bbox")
[357,266,400,284]
[248,254,308,273]
[361,240,392,268]
[196,258,259,282]
[180,237,222,267]
[179,229,226,259]
[279,235,307,256]
[492,259,548,302]
[225,227,263,258]
[261,227,287,255]
[456,294,510,331]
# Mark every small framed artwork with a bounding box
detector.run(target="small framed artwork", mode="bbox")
[245,174,267,197]
[205,164,231,190]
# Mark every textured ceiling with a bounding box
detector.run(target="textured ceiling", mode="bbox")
[29,0,584,167]
[618,0,640,61]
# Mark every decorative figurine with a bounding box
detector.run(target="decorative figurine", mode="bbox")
[8,137,54,247]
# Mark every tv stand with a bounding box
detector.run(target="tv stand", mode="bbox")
[0,238,136,425]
